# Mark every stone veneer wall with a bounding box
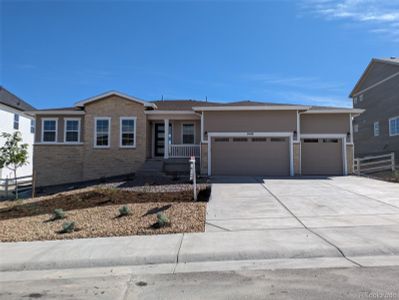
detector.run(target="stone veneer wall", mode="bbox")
[33,145,84,187]
[293,142,300,175]
[346,144,354,175]
[200,143,208,175]
[33,96,147,187]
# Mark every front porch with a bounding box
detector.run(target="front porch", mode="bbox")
[146,111,201,160]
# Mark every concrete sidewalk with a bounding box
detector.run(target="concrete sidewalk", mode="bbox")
[2,224,399,272]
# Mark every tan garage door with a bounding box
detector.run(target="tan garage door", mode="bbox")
[301,138,343,175]
[211,137,290,176]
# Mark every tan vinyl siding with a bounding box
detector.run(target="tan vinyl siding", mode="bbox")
[300,114,350,134]
[204,111,297,135]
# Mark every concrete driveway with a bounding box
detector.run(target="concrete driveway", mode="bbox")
[206,176,399,232]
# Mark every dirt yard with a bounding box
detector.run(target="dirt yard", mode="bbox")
[0,185,210,242]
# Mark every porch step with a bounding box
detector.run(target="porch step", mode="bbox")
[164,158,200,175]
[136,159,165,175]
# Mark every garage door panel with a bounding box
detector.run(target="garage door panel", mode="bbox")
[301,138,343,175]
[211,137,290,176]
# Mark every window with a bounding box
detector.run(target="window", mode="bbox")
[354,124,359,133]
[13,114,19,130]
[120,117,136,147]
[232,138,248,142]
[64,119,80,143]
[359,94,364,102]
[322,139,338,143]
[182,124,195,144]
[373,121,380,137]
[42,119,57,142]
[389,116,399,136]
[252,138,267,142]
[271,137,286,142]
[353,97,358,105]
[95,118,110,147]
[214,138,229,142]
[30,120,35,134]
[303,139,319,143]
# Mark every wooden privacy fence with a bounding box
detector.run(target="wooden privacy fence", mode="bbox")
[354,152,396,175]
[0,174,34,199]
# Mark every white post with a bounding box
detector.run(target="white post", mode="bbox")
[164,119,169,159]
[190,156,197,201]
[392,152,396,171]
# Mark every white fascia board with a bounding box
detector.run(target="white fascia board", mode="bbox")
[192,105,310,111]
[74,90,157,108]
[26,110,85,115]
[303,109,365,114]
[208,132,294,137]
[144,110,197,115]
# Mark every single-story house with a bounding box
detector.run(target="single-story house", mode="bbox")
[28,91,363,187]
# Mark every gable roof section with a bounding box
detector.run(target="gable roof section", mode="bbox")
[193,101,310,111]
[0,86,35,111]
[349,57,399,97]
[74,90,157,108]
[152,99,220,111]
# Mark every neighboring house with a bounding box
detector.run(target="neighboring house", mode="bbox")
[28,91,363,187]
[350,57,399,161]
[0,87,35,179]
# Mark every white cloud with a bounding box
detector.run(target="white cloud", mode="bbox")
[244,73,345,92]
[301,0,399,40]
[274,91,352,107]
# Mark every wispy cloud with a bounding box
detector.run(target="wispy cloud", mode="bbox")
[300,0,399,40]
[244,73,345,92]
[277,91,351,107]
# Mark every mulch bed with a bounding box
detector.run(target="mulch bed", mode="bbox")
[0,186,209,242]
[365,170,399,183]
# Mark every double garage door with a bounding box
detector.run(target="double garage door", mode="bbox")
[211,136,290,176]
[210,136,344,176]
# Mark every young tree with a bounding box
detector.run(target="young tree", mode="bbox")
[0,132,29,199]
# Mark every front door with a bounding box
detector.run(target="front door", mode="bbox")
[154,123,165,157]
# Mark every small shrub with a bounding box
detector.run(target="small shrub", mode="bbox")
[119,205,131,217]
[53,208,65,220]
[61,221,75,233]
[156,213,170,228]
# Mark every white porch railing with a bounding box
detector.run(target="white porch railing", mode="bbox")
[354,152,396,175]
[169,144,200,158]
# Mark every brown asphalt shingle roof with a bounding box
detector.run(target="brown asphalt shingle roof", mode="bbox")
[0,86,35,111]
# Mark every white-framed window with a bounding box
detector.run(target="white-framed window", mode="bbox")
[64,118,81,143]
[373,121,380,137]
[30,119,35,134]
[353,97,358,105]
[41,118,58,143]
[182,123,195,144]
[389,116,399,136]
[359,94,364,102]
[120,117,136,147]
[13,114,19,130]
[94,117,111,148]
[354,124,359,133]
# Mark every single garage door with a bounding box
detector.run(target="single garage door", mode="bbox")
[301,138,343,175]
[211,137,290,176]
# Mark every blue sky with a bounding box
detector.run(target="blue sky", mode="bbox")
[1,0,398,109]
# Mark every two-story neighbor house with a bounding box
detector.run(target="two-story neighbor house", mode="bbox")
[0,86,35,179]
[350,57,399,162]
[28,91,363,187]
